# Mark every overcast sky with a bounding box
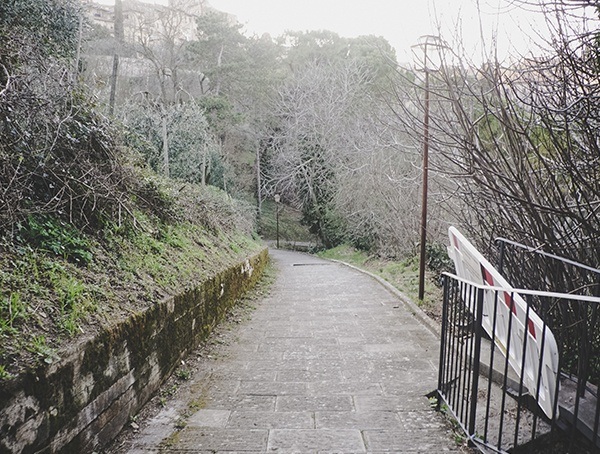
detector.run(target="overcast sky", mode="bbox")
[96,0,558,64]
[210,0,558,64]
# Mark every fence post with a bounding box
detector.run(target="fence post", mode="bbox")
[468,287,485,437]
[437,274,449,405]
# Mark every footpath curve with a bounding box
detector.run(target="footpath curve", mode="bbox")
[123,248,465,453]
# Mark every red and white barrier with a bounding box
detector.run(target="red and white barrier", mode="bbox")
[447,226,559,419]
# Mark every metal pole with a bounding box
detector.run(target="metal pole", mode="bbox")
[274,194,280,249]
[468,288,485,438]
[418,43,430,301]
[276,203,279,249]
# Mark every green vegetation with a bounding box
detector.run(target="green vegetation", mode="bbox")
[0,0,264,377]
[0,365,11,380]
[17,216,93,264]
[0,194,263,376]
[258,200,317,244]
[175,368,192,381]
[26,335,59,365]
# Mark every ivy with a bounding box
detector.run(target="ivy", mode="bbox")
[17,215,92,265]
[0,0,80,60]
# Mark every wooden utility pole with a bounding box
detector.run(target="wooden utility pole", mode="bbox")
[413,35,447,301]
[418,44,430,302]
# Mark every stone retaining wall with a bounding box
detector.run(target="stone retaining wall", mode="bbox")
[0,249,268,453]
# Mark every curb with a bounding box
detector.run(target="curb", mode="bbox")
[324,258,441,338]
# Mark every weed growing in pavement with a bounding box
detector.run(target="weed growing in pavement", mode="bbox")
[188,396,206,412]
[161,383,179,398]
[175,368,191,381]
[432,393,471,449]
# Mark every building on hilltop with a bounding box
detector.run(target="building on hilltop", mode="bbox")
[81,0,208,43]
[80,0,239,106]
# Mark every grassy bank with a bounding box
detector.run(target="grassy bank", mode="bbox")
[0,182,263,379]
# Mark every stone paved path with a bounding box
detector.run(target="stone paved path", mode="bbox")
[125,249,465,453]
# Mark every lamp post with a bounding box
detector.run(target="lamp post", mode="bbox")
[413,35,447,301]
[274,194,280,249]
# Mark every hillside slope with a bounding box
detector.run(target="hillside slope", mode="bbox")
[0,0,264,380]
[0,178,264,379]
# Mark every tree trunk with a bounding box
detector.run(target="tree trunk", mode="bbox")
[74,14,83,79]
[201,143,207,185]
[162,112,169,177]
[108,55,119,116]
[256,143,262,215]
[215,43,224,96]
[108,0,124,116]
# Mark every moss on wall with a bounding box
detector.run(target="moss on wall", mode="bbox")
[0,249,268,454]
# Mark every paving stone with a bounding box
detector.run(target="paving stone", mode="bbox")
[261,336,337,348]
[363,429,460,452]
[145,406,179,425]
[200,361,249,375]
[354,395,433,412]
[238,380,307,396]
[363,343,422,353]
[305,358,355,371]
[202,393,276,411]
[276,368,343,382]
[337,336,367,344]
[209,369,277,382]
[395,410,450,430]
[265,328,314,337]
[187,409,231,428]
[201,379,240,395]
[339,350,405,361]
[381,378,437,396]
[227,411,314,429]
[307,380,383,395]
[258,343,312,352]
[122,249,464,453]
[282,350,342,360]
[276,395,354,412]
[232,350,283,361]
[244,359,309,372]
[315,411,401,429]
[267,429,365,452]
[174,428,268,451]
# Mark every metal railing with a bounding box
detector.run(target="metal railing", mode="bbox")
[495,237,600,298]
[437,272,600,453]
[496,237,600,398]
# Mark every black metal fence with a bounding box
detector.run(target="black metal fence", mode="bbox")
[437,271,600,453]
[496,238,600,399]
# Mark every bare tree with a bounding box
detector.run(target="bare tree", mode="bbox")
[0,0,139,233]
[129,0,201,176]
[108,0,124,116]
[376,1,599,276]
[266,59,369,244]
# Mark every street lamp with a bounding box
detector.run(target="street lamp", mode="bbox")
[412,35,448,301]
[274,194,280,249]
